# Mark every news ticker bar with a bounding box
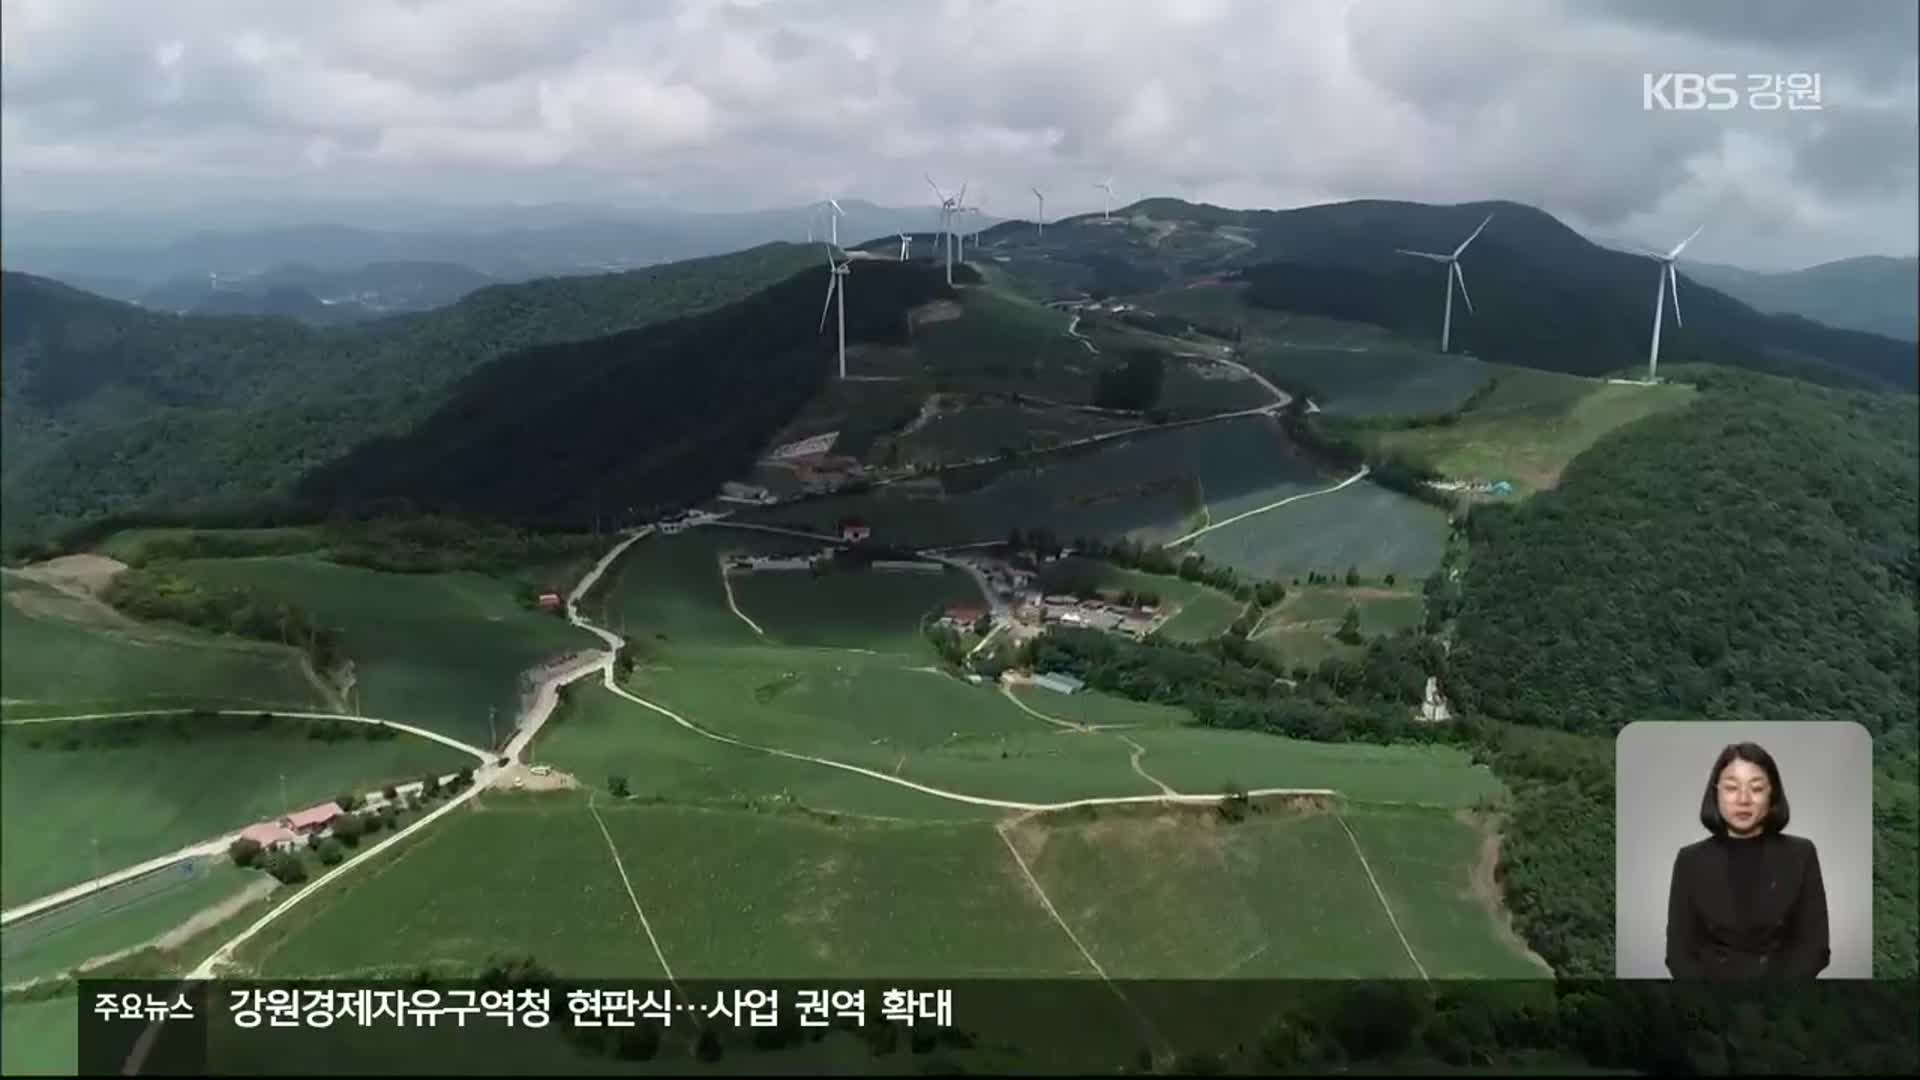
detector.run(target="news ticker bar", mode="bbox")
[76,977,1920,1077]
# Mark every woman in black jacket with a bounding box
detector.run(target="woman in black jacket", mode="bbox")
[1665,742,1830,979]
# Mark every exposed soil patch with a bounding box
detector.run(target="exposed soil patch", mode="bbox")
[17,554,129,597]
[1457,809,1554,975]
[908,300,963,328]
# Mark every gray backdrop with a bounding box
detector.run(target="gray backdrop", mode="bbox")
[1615,721,1874,979]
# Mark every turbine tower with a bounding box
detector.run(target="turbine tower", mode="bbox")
[1394,213,1493,354]
[926,174,964,285]
[1095,178,1115,221]
[1032,188,1045,238]
[1641,226,1702,383]
[897,233,912,261]
[820,199,845,247]
[818,245,852,379]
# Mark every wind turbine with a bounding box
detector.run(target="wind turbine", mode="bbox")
[926,174,965,285]
[1640,226,1702,383]
[897,233,912,261]
[1032,188,1045,238]
[1095,178,1115,221]
[1395,213,1493,354]
[819,199,846,247]
[818,245,851,379]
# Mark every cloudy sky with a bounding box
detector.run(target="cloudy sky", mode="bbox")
[3,0,1915,269]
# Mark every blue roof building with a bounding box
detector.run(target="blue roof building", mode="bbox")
[1030,672,1085,695]
[1489,480,1514,496]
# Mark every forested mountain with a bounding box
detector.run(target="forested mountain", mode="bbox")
[5,200,977,289]
[1447,368,1919,975]
[970,198,1914,390]
[132,261,498,324]
[0,244,821,550]
[1224,201,1915,390]
[299,260,956,526]
[1685,255,1919,343]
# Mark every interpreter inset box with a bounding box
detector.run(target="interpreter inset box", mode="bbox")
[1615,721,1872,980]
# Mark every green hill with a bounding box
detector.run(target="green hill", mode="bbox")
[0,244,821,549]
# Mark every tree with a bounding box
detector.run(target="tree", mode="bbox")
[317,838,345,866]
[382,784,398,803]
[1336,605,1363,644]
[336,792,362,813]
[1384,572,1397,587]
[228,836,263,868]
[1345,565,1361,587]
[420,774,441,798]
[265,852,307,885]
[608,775,630,798]
[332,813,366,847]
[1218,782,1250,823]
[971,614,993,636]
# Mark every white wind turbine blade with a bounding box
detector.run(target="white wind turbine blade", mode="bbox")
[818,274,838,333]
[1396,249,1453,262]
[926,174,947,202]
[829,198,844,217]
[1453,262,1475,314]
[1667,224,1703,261]
[1452,214,1494,258]
[1667,263,1682,328]
[956,180,968,205]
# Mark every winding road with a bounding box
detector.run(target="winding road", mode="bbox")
[1164,465,1371,547]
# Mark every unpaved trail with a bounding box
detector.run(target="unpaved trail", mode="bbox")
[1166,466,1371,547]
[717,557,768,637]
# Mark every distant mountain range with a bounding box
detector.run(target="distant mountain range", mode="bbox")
[4,194,1913,552]
[124,262,502,326]
[2,201,982,296]
[1681,256,1918,342]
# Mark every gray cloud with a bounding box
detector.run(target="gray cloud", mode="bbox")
[1,0,1913,269]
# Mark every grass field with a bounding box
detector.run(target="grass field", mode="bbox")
[1,574,321,720]
[731,563,982,652]
[1365,366,1698,494]
[894,402,1136,466]
[912,288,1100,403]
[1192,481,1451,582]
[745,414,1329,555]
[168,557,598,747]
[589,529,798,647]
[2,859,256,987]
[1034,557,1245,642]
[1,996,76,1077]
[235,790,1537,989]
[1119,729,1503,807]
[1242,344,1493,418]
[0,714,469,907]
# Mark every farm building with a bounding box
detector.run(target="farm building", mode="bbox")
[1030,672,1085,695]
[838,517,873,543]
[945,605,988,625]
[283,802,344,835]
[1489,480,1514,496]
[873,560,943,573]
[536,592,564,612]
[239,822,299,853]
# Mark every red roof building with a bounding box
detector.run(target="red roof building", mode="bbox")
[537,592,564,612]
[283,802,344,834]
[945,605,988,624]
[239,822,299,851]
[838,517,872,542]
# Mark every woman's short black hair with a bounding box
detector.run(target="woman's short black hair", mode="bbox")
[1699,742,1791,835]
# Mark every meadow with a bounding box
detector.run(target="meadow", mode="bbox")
[1273,585,1426,630]
[1033,557,1245,642]
[912,287,1101,403]
[746,413,1330,557]
[2,859,257,987]
[731,563,981,652]
[0,996,76,1077]
[1191,481,1451,582]
[1,573,321,720]
[169,556,599,747]
[1364,367,1698,493]
[1241,344,1493,418]
[894,402,1135,467]
[0,713,469,906]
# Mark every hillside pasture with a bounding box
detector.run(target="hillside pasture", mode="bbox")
[894,401,1137,467]
[1241,344,1493,418]
[2,859,257,987]
[731,562,983,653]
[169,555,598,746]
[1190,481,1451,582]
[0,712,469,907]
[1365,366,1698,493]
[1033,557,1245,642]
[1,572,321,720]
[746,413,1331,554]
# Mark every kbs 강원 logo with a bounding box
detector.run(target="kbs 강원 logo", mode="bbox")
[1643,73,1824,111]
